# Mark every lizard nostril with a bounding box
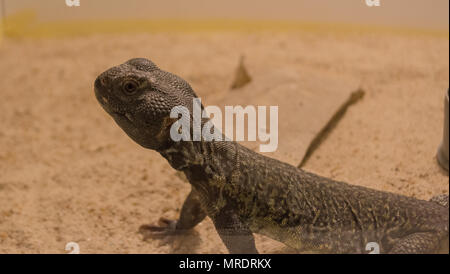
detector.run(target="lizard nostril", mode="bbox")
[100,76,108,87]
[95,76,111,94]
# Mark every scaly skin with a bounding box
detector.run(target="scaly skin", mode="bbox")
[94,58,449,254]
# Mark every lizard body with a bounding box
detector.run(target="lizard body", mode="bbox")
[94,58,448,254]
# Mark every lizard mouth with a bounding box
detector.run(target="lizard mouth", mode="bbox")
[112,111,134,124]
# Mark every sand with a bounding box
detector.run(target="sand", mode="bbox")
[0,30,448,253]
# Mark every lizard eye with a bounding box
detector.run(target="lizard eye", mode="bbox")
[122,80,139,95]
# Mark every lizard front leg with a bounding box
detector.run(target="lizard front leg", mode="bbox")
[212,207,258,254]
[139,188,206,239]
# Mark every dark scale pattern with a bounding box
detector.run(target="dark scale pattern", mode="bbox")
[95,58,449,254]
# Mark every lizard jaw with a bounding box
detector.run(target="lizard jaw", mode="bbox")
[112,111,134,125]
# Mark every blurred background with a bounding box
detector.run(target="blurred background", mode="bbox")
[0,0,448,38]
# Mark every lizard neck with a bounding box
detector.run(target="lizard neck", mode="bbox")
[159,139,243,216]
[158,139,239,184]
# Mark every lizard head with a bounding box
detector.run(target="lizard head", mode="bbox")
[94,58,197,151]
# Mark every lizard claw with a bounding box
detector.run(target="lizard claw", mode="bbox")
[139,217,179,241]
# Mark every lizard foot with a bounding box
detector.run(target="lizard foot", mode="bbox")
[139,217,182,241]
[139,217,201,252]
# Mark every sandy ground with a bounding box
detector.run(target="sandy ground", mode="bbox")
[0,30,448,253]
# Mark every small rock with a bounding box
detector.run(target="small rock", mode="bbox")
[230,55,252,89]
